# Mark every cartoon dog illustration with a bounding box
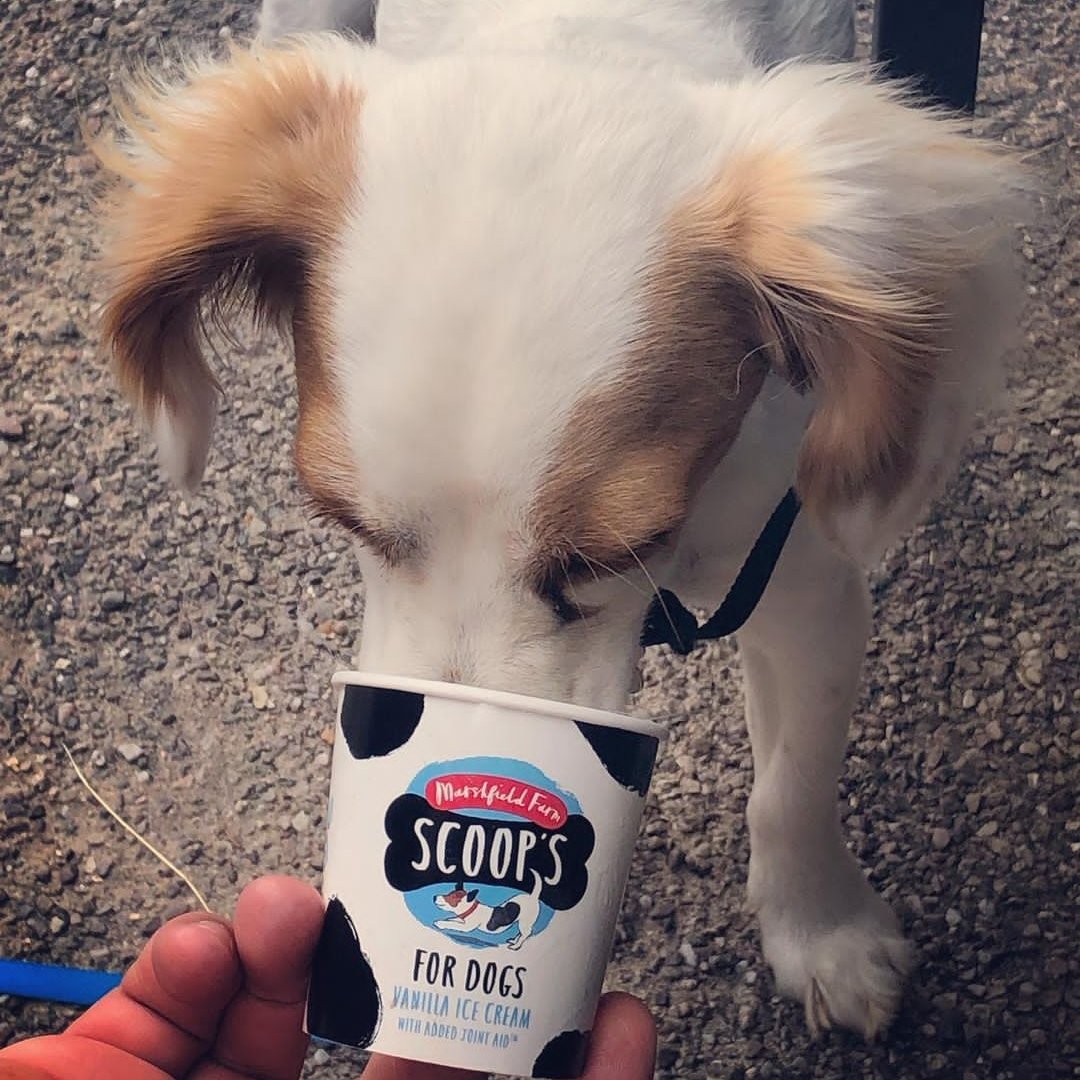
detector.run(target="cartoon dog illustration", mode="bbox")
[433,870,544,950]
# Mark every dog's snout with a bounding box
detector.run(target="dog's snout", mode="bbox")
[440,650,477,685]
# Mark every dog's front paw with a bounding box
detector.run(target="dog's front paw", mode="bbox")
[757,893,912,1039]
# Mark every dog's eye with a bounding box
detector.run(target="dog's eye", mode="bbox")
[305,497,367,538]
[334,510,368,537]
[304,498,423,566]
[551,592,597,625]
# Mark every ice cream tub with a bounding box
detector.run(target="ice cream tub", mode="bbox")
[304,672,665,1078]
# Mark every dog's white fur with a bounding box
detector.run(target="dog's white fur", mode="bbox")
[96,0,1026,1039]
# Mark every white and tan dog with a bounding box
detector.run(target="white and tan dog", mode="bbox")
[95,0,1026,1039]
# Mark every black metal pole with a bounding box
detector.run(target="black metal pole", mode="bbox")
[872,0,987,114]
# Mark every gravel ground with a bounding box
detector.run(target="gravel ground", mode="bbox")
[1,1,1076,1078]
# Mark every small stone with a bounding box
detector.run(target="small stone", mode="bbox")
[101,590,128,613]
[986,720,1004,741]
[965,793,982,813]
[116,741,143,764]
[977,821,999,838]
[990,431,1015,454]
[1018,741,1039,755]
[678,939,697,966]
[0,411,24,440]
[63,492,81,509]
[945,908,962,927]
[931,828,951,850]
[656,1046,679,1069]
[250,684,270,710]
[242,619,266,640]
[961,689,977,710]
[291,811,310,832]
[49,916,65,935]
[1052,642,1069,661]
[0,546,15,566]
[312,1049,330,1066]
[1020,663,1043,686]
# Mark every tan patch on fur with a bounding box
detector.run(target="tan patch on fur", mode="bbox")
[673,148,944,518]
[673,149,829,292]
[528,254,769,591]
[96,42,364,507]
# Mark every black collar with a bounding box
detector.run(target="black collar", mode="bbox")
[640,488,801,655]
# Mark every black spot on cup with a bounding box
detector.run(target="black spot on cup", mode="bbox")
[533,1029,590,1078]
[340,685,425,759]
[574,721,658,796]
[306,896,381,1048]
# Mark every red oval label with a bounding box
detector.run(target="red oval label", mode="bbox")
[424,773,568,828]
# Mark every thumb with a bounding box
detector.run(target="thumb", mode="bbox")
[582,992,656,1080]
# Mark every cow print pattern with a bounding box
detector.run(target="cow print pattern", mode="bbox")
[532,1028,591,1078]
[306,897,382,1048]
[574,721,658,796]
[340,685,425,759]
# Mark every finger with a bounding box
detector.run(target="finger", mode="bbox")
[0,1061,54,1080]
[0,1034,172,1080]
[583,993,656,1080]
[362,1053,478,1080]
[0,1063,54,1080]
[194,875,324,1080]
[63,912,241,1077]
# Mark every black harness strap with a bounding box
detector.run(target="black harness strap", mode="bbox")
[640,487,801,655]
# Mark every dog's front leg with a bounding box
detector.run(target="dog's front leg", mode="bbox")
[736,517,911,1039]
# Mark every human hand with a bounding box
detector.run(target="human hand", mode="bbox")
[0,875,655,1080]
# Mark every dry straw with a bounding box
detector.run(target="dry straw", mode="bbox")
[62,743,211,913]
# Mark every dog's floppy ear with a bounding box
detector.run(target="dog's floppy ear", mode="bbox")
[681,67,1027,553]
[95,40,364,489]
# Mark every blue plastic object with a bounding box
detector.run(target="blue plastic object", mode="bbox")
[0,959,123,1006]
